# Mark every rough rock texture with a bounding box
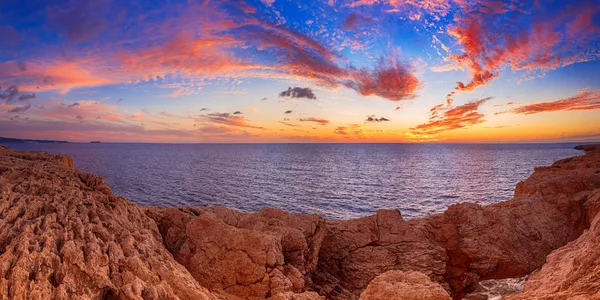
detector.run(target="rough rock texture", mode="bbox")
[144,206,326,299]
[0,146,221,299]
[314,145,600,299]
[1,144,600,300]
[313,209,448,298]
[507,189,600,300]
[463,276,527,300]
[358,270,451,300]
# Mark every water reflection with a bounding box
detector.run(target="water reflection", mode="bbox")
[5,143,581,219]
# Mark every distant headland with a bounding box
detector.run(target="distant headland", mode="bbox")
[0,136,69,144]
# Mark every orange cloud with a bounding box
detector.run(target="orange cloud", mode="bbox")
[334,124,364,136]
[500,90,600,115]
[411,97,492,136]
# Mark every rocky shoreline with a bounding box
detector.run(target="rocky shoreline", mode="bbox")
[0,144,599,299]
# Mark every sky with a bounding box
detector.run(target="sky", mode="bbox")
[0,0,599,143]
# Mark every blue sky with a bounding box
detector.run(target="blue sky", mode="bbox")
[0,0,599,142]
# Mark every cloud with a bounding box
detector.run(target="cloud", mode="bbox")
[345,56,420,101]
[499,90,600,115]
[233,111,243,115]
[8,104,31,113]
[347,0,451,18]
[285,110,293,114]
[0,2,422,102]
[197,125,236,134]
[201,112,263,129]
[39,100,123,123]
[447,1,600,94]
[279,87,317,100]
[278,121,299,127]
[334,124,363,136]
[0,86,36,103]
[299,117,330,125]
[366,115,390,122]
[410,97,492,136]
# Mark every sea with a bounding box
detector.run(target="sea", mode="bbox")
[3,143,584,219]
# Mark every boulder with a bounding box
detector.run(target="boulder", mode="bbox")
[359,270,451,300]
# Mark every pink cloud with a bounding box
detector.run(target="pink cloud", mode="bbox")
[499,90,600,115]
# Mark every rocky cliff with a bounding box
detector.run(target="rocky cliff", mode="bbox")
[0,144,599,300]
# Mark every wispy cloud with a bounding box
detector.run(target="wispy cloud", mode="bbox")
[334,124,364,136]
[498,90,600,115]
[200,112,263,129]
[299,117,330,125]
[278,121,299,127]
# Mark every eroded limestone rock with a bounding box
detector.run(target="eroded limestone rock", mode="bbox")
[0,147,221,299]
[359,270,451,300]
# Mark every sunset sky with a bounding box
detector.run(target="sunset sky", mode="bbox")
[0,0,599,142]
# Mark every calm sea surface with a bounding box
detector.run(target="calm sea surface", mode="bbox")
[3,143,583,219]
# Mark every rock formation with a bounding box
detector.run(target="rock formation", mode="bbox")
[506,188,600,300]
[0,146,220,299]
[145,206,326,299]
[359,270,451,300]
[1,144,599,299]
[314,145,600,299]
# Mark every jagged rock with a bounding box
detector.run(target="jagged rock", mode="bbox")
[145,206,326,298]
[359,270,451,300]
[315,146,600,299]
[0,147,221,299]
[1,144,600,300]
[314,209,448,297]
[507,189,600,300]
[463,276,527,300]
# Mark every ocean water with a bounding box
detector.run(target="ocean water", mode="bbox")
[4,143,583,219]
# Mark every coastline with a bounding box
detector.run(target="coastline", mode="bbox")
[0,144,599,299]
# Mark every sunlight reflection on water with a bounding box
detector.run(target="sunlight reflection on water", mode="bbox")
[6,143,581,219]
